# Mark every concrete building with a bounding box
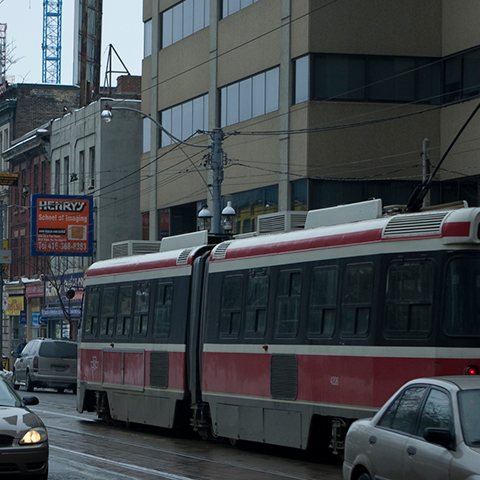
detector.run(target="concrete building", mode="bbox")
[142,0,480,238]
[50,98,143,262]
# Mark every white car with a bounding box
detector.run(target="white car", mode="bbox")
[343,376,480,480]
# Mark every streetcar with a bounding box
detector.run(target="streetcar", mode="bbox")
[77,199,480,454]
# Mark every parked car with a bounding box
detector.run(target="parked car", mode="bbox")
[13,338,77,394]
[343,376,480,480]
[0,376,48,478]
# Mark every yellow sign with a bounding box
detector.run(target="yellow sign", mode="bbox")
[0,173,18,186]
[6,296,24,316]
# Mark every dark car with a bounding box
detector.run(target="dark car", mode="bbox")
[13,338,77,393]
[343,376,480,480]
[0,377,48,478]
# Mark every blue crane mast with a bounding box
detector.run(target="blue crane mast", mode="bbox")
[42,0,62,84]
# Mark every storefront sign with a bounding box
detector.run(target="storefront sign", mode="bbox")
[20,311,27,325]
[25,284,44,298]
[31,311,40,328]
[41,306,81,318]
[30,194,94,256]
[5,296,24,316]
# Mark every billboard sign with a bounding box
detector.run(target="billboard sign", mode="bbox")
[30,194,94,256]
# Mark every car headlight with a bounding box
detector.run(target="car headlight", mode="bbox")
[19,428,48,445]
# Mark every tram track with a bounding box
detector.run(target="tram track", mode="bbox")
[35,405,341,480]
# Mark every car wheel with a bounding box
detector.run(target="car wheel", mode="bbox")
[33,468,48,479]
[56,387,65,394]
[25,374,35,392]
[12,372,19,390]
[358,473,372,480]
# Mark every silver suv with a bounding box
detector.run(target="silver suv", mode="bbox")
[13,338,77,394]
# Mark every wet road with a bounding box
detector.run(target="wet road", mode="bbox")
[24,388,343,480]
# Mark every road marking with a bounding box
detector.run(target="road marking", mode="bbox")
[51,445,195,480]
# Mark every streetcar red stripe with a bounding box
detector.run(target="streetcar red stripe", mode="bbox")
[442,221,471,237]
[202,352,479,408]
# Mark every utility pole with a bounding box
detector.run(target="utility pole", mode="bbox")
[422,138,431,208]
[211,128,224,235]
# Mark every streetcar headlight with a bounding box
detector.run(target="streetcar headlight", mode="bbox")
[20,427,48,445]
[465,365,479,376]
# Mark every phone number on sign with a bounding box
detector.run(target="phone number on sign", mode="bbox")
[37,241,88,252]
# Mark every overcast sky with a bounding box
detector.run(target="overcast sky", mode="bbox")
[0,0,143,85]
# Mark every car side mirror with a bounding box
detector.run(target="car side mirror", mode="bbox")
[423,427,455,450]
[22,396,39,406]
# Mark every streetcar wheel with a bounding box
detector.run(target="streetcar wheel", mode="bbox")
[358,473,372,480]
[25,374,34,392]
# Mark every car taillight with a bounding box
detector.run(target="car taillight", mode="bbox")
[33,356,38,370]
[465,365,479,375]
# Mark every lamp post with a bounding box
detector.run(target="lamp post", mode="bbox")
[101,103,233,236]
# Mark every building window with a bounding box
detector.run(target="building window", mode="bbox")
[301,47,480,105]
[64,156,69,195]
[221,67,279,127]
[89,147,95,190]
[294,56,309,104]
[79,150,85,192]
[222,0,260,18]
[55,160,60,194]
[144,18,152,58]
[161,0,210,49]
[160,94,208,147]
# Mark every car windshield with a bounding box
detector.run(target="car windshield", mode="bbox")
[0,379,21,407]
[38,341,77,359]
[458,389,480,446]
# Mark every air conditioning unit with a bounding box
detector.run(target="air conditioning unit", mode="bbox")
[111,240,162,258]
[257,211,307,234]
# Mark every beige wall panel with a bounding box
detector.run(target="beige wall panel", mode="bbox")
[217,1,282,85]
[290,8,310,59]
[157,31,210,108]
[159,0,179,12]
[210,114,282,195]
[143,0,152,20]
[440,101,480,182]
[308,0,441,57]
[305,103,440,181]
[155,141,210,207]
[442,1,480,56]
[288,105,309,178]
[141,57,152,96]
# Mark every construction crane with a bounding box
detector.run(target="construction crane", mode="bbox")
[42,0,62,84]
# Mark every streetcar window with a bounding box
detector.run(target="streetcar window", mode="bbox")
[116,285,132,337]
[154,283,173,338]
[341,263,373,336]
[100,287,116,337]
[220,275,243,337]
[133,283,150,336]
[444,258,480,337]
[385,261,433,337]
[84,287,100,337]
[275,271,302,338]
[308,266,337,337]
[245,274,269,337]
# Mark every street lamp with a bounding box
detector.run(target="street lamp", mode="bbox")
[197,206,212,232]
[221,201,236,234]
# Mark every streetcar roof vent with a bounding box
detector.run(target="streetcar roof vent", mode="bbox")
[305,199,383,229]
[382,211,450,238]
[257,211,307,234]
[160,230,208,252]
[212,241,234,260]
[176,247,196,265]
[111,240,162,258]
